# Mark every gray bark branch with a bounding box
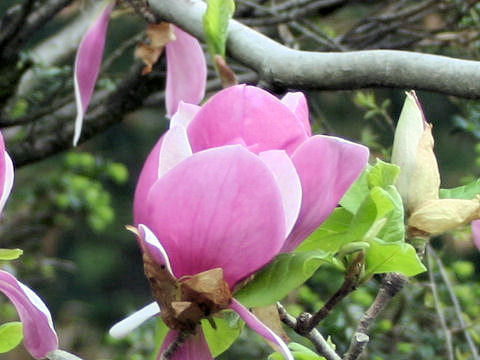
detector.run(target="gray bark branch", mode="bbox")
[148,0,480,98]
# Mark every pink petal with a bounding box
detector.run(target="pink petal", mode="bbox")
[109,301,160,339]
[187,85,308,155]
[144,145,286,288]
[0,270,58,359]
[259,150,302,237]
[165,26,207,117]
[134,136,164,226]
[138,224,174,274]
[73,1,114,146]
[170,101,201,129]
[158,125,193,178]
[0,131,14,214]
[158,330,212,360]
[281,92,311,136]
[472,220,480,252]
[283,136,369,252]
[230,299,293,360]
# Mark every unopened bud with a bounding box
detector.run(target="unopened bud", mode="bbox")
[408,198,480,235]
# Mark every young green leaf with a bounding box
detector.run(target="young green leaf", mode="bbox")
[203,0,235,58]
[340,168,370,213]
[376,185,405,243]
[269,342,326,360]
[0,249,23,261]
[439,178,480,200]
[349,186,395,241]
[234,251,333,307]
[0,322,23,353]
[296,208,353,252]
[202,311,244,357]
[367,159,400,188]
[364,238,426,278]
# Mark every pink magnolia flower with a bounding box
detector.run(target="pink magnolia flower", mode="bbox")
[73,1,207,145]
[110,85,368,359]
[0,133,59,359]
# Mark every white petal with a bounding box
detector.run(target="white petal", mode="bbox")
[109,302,160,339]
[158,125,192,178]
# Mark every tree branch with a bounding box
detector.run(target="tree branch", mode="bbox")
[343,272,408,360]
[148,0,480,98]
[277,303,342,360]
[8,62,162,167]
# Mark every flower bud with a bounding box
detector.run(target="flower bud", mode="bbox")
[408,198,480,235]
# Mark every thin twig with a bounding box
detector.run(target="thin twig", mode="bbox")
[428,245,479,360]
[343,273,408,360]
[296,252,364,334]
[277,303,342,360]
[426,248,454,360]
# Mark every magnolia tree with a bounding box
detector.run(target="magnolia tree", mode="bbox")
[1,1,480,360]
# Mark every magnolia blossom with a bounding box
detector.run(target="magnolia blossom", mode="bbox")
[73,1,207,145]
[0,133,60,359]
[110,85,368,359]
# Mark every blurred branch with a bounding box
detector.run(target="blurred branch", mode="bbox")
[8,62,161,167]
[148,0,480,99]
[428,245,479,360]
[426,248,454,360]
[238,0,347,27]
[277,303,342,360]
[343,272,408,360]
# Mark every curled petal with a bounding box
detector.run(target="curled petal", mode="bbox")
[284,135,369,251]
[259,150,302,237]
[158,330,212,360]
[144,145,286,288]
[230,299,293,360]
[0,270,58,359]
[165,26,207,117]
[0,128,14,214]
[187,85,308,155]
[109,302,160,339]
[281,92,311,136]
[73,1,114,146]
[158,124,193,178]
[138,224,173,274]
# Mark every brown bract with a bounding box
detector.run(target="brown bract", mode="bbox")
[135,23,176,75]
[142,246,232,332]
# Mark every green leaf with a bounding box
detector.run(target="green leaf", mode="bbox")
[349,186,395,241]
[202,311,244,357]
[152,318,169,360]
[0,249,23,261]
[203,0,235,58]
[367,159,400,188]
[235,251,333,307]
[269,342,326,360]
[439,178,480,199]
[296,208,353,252]
[0,322,23,353]
[340,168,370,213]
[376,185,405,243]
[364,238,426,278]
